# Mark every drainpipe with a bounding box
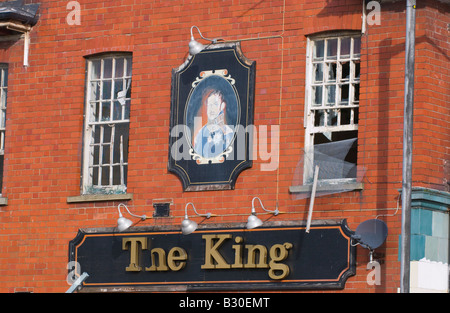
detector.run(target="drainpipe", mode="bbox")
[400,0,416,293]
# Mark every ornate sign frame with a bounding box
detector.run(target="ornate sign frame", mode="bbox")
[68,220,356,292]
[168,43,256,191]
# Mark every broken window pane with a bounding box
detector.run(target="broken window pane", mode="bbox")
[341,62,350,82]
[340,84,349,104]
[327,63,336,82]
[113,123,129,163]
[114,79,123,100]
[125,79,132,98]
[313,86,323,106]
[341,108,351,125]
[354,107,359,124]
[90,81,100,101]
[314,110,324,127]
[313,131,358,180]
[313,63,323,83]
[327,109,338,126]
[326,85,336,105]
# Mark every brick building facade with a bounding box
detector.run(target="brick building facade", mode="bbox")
[0,0,448,293]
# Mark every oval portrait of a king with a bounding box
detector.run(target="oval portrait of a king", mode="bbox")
[185,73,239,160]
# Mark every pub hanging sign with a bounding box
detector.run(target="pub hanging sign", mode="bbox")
[68,220,356,291]
[168,42,256,191]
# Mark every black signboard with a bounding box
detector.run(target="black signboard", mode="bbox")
[168,42,256,191]
[68,220,356,291]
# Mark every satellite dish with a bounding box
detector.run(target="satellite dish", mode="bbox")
[354,219,388,250]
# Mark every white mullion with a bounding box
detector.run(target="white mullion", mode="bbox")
[122,59,127,120]
[304,37,313,129]
[351,37,358,125]
[109,124,115,186]
[98,59,104,122]
[337,62,342,105]
[322,40,327,109]
[110,59,116,122]
[120,135,125,186]
[348,38,355,106]
[98,125,104,186]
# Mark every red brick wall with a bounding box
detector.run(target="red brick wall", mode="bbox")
[0,0,448,292]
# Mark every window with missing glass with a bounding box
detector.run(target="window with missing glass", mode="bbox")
[0,64,7,193]
[304,33,361,184]
[82,54,132,195]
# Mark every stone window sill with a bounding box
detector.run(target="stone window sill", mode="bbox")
[67,193,133,203]
[289,181,364,194]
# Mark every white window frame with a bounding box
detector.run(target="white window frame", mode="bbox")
[82,54,132,195]
[0,64,8,195]
[304,32,361,185]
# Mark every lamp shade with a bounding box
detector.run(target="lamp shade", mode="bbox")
[189,38,205,55]
[117,216,133,232]
[246,214,263,229]
[181,217,198,235]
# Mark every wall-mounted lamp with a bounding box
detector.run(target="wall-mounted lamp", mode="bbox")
[117,203,147,232]
[181,202,215,235]
[246,197,279,229]
[189,25,220,55]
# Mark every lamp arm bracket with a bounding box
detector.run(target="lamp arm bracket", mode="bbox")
[185,202,213,219]
[118,203,146,220]
[252,197,278,215]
